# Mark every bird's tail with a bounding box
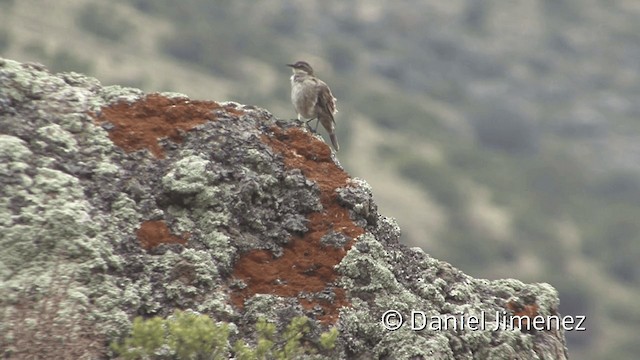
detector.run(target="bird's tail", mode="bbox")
[329,132,339,152]
[319,114,339,151]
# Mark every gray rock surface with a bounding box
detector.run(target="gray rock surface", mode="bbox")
[0,58,568,359]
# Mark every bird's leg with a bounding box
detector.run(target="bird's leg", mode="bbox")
[305,118,317,133]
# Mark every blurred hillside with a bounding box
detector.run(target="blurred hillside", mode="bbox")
[1,0,639,358]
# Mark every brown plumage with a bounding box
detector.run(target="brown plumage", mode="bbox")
[287,61,339,151]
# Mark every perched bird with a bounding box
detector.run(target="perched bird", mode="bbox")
[287,61,339,151]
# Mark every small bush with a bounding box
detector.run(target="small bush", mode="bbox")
[111,310,230,360]
[113,313,339,359]
[319,327,339,350]
[112,317,166,359]
[168,311,230,360]
[234,316,311,360]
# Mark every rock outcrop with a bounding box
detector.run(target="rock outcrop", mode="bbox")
[0,58,568,359]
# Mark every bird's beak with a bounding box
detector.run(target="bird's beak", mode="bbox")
[286,64,295,68]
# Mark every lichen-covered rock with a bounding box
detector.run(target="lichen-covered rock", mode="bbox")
[0,58,568,359]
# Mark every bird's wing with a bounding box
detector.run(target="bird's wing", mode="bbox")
[317,80,337,123]
[299,78,319,109]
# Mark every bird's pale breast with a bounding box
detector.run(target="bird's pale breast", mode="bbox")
[290,76,318,120]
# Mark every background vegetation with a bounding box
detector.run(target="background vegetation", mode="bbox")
[2,0,639,358]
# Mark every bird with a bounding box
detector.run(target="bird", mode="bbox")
[287,61,339,151]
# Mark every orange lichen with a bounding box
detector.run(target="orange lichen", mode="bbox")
[93,94,244,158]
[506,300,539,330]
[94,92,363,323]
[231,127,364,324]
[136,220,189,250]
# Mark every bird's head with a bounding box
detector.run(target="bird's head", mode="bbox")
[287,61,314,76]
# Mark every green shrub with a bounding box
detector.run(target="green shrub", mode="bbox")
[167,311,230,360]
[234,316,311,360]
[319,327,339,350]
[111,310,230,360]
[111,317,166,359]
[112,313,339,359]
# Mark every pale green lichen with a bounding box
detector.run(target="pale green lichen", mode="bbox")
[57,113,88,134]
[157,91,189,99]
[0,60,64,102]
[162,155,211,195]
[36,123,78,154]
[375,328,453,359]
[199,230,233,269]
[195,292,235,316]
[242,295,299,322]
[0,134,32,162]
[179,248,221,287]
[0,60,142,350]
[336,229,565,359]
[99,84,144,104]
[194,185,235,209]
[337,233,402,293]
[95,161,119,176]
